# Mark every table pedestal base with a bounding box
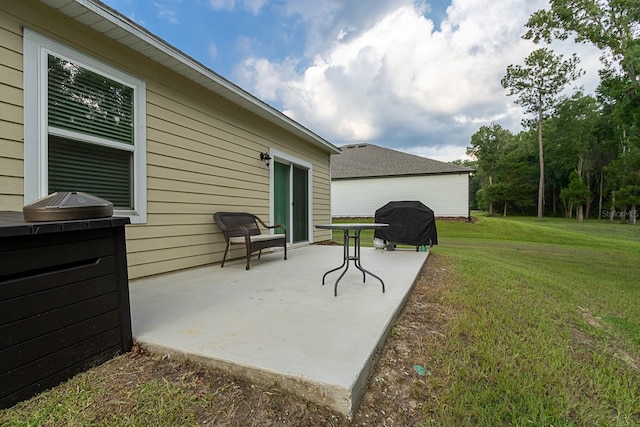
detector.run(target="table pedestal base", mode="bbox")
[322,229,385,296]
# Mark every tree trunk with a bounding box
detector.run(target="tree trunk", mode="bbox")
[610,191,615,222]
[585,174,592,219]
[577,159,587,219]
[577,156,583,178]
[503,202,508,217]
[537,104,544,221]
[488,175,494,216]
[631,205,637,225]
[598,170,604,220]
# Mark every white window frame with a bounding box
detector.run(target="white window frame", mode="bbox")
[23,29,147,223]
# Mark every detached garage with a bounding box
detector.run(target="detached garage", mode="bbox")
[331,144,474,218]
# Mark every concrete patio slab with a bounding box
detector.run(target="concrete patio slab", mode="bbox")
[129,245,428,417]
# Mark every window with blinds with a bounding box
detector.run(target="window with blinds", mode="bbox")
[24,29,146,222]
[48,135,132,207]
[47,54,135,209]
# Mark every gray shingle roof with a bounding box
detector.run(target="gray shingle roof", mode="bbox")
[331,144,473,179]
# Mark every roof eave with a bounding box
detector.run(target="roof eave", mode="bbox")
[39,0,340,155]
[332,170,475,180]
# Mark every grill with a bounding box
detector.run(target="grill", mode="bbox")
[374,201,438,251]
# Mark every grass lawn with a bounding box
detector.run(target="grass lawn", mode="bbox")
[421,215,640,425]
[2,215,639,425]
[333,215,640,425]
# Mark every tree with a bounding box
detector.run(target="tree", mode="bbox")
[501,48,584,220]
[523,0,640,223]
[545,92,600,216]
[524,0,640,86]
[494,137,539,215]
[560,171,591,221]
[589,104,621,219]
[483,183,510,217]
[466,123,513,215]
[466,124,538,216]
[617,185,640,225]
[525,0,640,174]
[605,148,640,224]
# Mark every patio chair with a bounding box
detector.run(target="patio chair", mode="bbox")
[213,212,287,270]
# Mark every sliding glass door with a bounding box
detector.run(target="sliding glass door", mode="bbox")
[274,161,309,243]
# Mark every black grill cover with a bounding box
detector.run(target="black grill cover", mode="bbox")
[374,201,438,246]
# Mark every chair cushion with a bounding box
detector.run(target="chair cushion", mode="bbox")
[229,234,286,244]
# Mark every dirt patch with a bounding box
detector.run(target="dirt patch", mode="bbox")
[614,349,640,374]
[350,253,457,426]
[578,305,602,328]
[436,216,478,223]
[575,306,640,375]
[313,239,342,245]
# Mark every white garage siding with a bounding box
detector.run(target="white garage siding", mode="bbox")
[331,174,470,218]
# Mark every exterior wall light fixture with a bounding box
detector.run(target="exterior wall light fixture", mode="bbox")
[260,152,272,167]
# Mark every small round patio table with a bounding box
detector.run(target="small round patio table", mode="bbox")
[315,223,388,296]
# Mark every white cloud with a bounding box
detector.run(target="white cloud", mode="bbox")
[153,1,179,24]
[208,0,234,11]
[405,144,473,163]
[234,57,300,101]
[207,0,266,14]
[234,0,604,161]
[208,42,218,60]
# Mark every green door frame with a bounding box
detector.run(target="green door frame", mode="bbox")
[273,161,290,236]
[292,165,309,242]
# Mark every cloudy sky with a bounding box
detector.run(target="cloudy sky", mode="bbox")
[102,0,603,161]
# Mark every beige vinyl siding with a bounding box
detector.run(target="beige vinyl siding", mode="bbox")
[332,173,470,218]
[0,10,25,211]
[4,0,333,279]
[135,70,331,278]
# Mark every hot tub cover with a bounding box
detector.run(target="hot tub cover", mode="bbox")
[374,201,438,246]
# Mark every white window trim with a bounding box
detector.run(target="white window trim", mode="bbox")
[23,29,147,223]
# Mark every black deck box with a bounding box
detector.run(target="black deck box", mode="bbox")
[0,211,132,409]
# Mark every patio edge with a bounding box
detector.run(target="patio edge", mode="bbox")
[348,251,430,416]
[136,341,352,415]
